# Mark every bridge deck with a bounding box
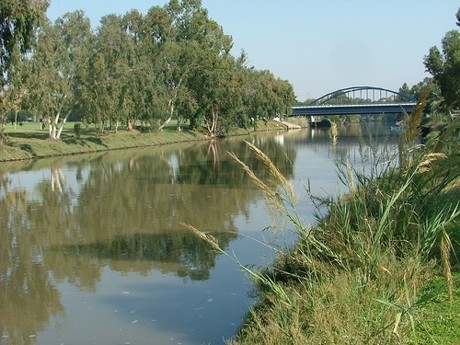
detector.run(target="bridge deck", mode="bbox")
[292,102,417,116]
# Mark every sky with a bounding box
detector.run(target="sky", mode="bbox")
[46,1,460,100]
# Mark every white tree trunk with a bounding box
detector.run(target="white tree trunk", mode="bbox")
[206,104,219,136]
[47,109,72,139]
[159,77,182,131]
[158,99,174,131]
[46,114,57,139]
[55,109,72,139]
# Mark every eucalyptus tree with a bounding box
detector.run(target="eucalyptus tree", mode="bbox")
[165,0,234,135]
[424,8,460,111]
[122,9,169,131]
[192,55,226,136]
[1,45,30,129]
[28,11,93,139]
[87,9,168,132]
[88,13,133,132]
[213,52,249,133]
[142,3,199,131]
[242,68,294,125]
[0,0,49,139]
[156,37,193,131]
[272,77,295,117]
[0,0,49,85]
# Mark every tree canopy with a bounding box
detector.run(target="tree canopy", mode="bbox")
[0,0,49,85]
[424,7,460,111]
[1,0,295,138]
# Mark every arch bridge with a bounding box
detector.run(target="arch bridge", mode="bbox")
[292,86,417,116]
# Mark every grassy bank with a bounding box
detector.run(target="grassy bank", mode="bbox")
[0,119,300,162]
[0,122,194,161]
[222,117,460,344]
[185,114,460,344]
[230,148,459,344]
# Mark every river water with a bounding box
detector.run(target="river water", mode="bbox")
[0,124,400,345]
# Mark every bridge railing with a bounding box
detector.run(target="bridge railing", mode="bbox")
[291,102,417,116]
[292,102,417,109]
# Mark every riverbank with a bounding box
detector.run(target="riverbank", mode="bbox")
[224,128,460,344]
[0,118,308,162]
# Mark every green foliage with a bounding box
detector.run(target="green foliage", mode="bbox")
[424,7,460,111]
[23,10,94,139]
[4,0,294,138]
[0,0,49,85]
[0,0,49,142]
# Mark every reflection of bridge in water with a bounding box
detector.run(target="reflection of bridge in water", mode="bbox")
[280,124,401,169]
[292,86,418,117]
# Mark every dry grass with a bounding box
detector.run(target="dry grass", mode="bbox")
[227,140,296,213]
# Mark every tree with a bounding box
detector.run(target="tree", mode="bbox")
[1,45,24,127]
[2,0,296,140]
[0,0,49,141]
[88,13,134,132]
[152,0,234,133]
[0,0,49,85]
[120,9,165,132]
[166,0,234,135]
[424,8,460,110]
[28,11,93,139]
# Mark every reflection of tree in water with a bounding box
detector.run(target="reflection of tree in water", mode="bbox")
[0,188,64,345]
[174,137,297,186]
[51,231,236,281]
[0,263,63,345]
[0,133,298,344]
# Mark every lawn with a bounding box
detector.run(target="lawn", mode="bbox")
[0,121,208,161]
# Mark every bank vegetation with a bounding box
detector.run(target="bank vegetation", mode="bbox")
[187,90,460,344]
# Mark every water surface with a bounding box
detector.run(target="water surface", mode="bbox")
[0,125,399,345]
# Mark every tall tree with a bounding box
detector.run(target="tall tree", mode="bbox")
[89,13,132,132]
[122,9,167,131]
[152,1,220,131]
[167,0,233,135]
[1,44,29,129]
[28,11,93,139]
[0,0,49,85]
[2,0,296,140]
[0,0,48,140]
[424,8,460,110]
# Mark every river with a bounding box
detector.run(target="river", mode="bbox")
[0,124,400,345]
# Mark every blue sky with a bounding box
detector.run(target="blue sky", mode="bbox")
[47,1,459,100]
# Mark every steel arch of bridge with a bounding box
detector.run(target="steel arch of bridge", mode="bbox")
[309,86,416,105]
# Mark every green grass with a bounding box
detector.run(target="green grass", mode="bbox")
[409,278,460,344]
[0,123,230,161]
[0,121,203,161]
[184,113,460,344]
[223,149,460,344]
[0,120,285,162]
